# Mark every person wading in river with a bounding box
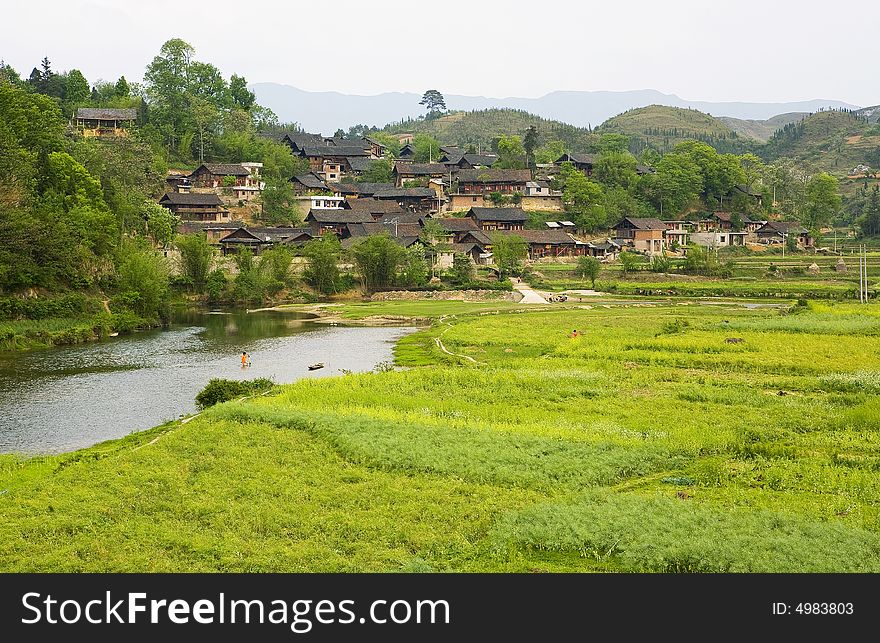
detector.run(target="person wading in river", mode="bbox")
[241,352,250,368]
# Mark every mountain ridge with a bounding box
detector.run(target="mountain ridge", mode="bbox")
[251,82,861,134]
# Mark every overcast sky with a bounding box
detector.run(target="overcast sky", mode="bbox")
[1,0,877,105]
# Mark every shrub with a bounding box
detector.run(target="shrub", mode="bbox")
[195,378,275,409]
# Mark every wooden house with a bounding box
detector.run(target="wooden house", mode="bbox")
[455,169,531,195]
[218,227,311,255]
[393,162,448,186]
[434,217,481,243]
[613,217,666,255]
[304,209,374,237]
[158,192,229,222]
[555,153,596,176]
[755,221,813,247]
[374,187,439,213]
[291,172,330,195]
[74,108,137,138]
[397,143,416,160]
[466,207,528,231]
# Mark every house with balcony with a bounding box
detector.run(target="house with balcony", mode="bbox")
[74,107,137,138]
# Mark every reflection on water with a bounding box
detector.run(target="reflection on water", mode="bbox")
[0,309,414,454]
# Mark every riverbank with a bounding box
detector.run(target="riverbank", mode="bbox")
[0,309,412,453]
[2,299,879,572]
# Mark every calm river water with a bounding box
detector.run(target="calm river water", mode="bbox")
[0,309,415,454]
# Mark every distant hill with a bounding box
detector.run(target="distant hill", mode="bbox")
[250,82,859,135]
[856,105,880,124]
[719,113,808,143]
[761,109,880,175]
[381,109,596,153]
[596,105,750,154]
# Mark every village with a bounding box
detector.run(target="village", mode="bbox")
[75,108,815,276]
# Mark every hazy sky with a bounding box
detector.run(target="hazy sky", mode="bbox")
[2,0,877,105]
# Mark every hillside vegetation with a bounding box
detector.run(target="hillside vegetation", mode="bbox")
[597,105,751,154]
[719,113,808,143]
[761,109,880,174]
[383,109,597,153]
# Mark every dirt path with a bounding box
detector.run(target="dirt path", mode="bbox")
[511,278,550,304]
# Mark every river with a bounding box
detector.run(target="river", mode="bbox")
[0,309,415,454]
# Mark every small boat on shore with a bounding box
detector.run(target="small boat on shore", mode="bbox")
[308,363,325,371]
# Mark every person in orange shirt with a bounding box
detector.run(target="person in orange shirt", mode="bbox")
[241,352,250,367]
[570,329,579,338]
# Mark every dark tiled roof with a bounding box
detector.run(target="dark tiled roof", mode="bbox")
[291,173,329,189]
[346,156,373,172]
[556,153,596,165]
[301,145,370,157]
[306,209,374,223]
[456,169,531,183]
[346,199,405,215]
[76,107,137,120]
[758,221,809,234]
[468,207,528,222]
[618,217,667,231]
[494,229,575,245]
[394,163,448,175]
[378,212,424,224]
[434,217,480,232]
[192,163,250,177]
[159,192,223,205]
[374,188,435,198]
[449,242,483,253]
[460,154,498,167]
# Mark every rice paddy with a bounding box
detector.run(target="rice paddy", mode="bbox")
[1,299,879,572]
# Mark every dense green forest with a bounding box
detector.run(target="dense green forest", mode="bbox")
[0,39,308,347]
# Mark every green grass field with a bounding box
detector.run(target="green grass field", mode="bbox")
[2,300,880,572]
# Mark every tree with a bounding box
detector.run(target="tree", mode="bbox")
[419,90,446,116]
[576,255,601,287]
[143,200,176,248]
[450,252,475,285]
[175,233,213,291]
[350,234,404,292]
[802,172,841,230]
[496,135,527,169]
[260,176,300,225]
[412,133,441,163]
[115,240,170,320]
[618,250,639,275]
[490,233,527,279]
[559,162,607,231]
[303,233,342,295]
[358,158,393,183]
[418,218,448,277]
[259,246,294,294]
[63,69,90,114]
[229,74,255,110]
[144,38,195,152]
[523,126,538,169]
[642,152,702,216]
[594,151,638,190]
[397,244,429,287]
[597,133,630,154]
[858,185,880,236]
[114,76,130,98]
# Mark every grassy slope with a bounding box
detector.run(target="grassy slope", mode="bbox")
[383,109,597,153]
[762,110,880,176]
[3,300,880,572]
[597,105,749,153]
[719,112,808,143]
